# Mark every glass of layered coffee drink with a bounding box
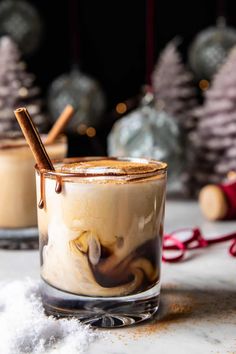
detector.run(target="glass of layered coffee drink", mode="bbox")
[36,157,167,328]
[0,134,67,230]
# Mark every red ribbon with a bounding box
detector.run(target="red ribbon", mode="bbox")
[162,227,236,262]
[145,0,155,85]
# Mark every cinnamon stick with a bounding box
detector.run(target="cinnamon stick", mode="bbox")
[14,107,55,171]
[45,104,74,145]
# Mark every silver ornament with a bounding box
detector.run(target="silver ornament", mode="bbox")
[0,0,43,56]
[107,94,184,182]
[188,17,236,80]
[48,68,106,132]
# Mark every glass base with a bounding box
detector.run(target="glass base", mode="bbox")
[0,227,38,249]
[41,280,160,328]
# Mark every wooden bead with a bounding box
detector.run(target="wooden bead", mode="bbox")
[198,184,228,221]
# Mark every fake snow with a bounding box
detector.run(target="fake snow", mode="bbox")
[0,278,100,354]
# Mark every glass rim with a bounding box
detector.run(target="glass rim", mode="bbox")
[35,156,168,179]
[0,133,67,151]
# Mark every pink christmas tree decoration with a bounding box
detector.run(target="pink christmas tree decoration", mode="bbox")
[0,36,48,134]
[192,45,236,189]
[151,38,198,132]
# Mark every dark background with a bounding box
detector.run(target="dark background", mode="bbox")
[12,0,236,156]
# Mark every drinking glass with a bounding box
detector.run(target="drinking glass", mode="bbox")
[36,157,167,328]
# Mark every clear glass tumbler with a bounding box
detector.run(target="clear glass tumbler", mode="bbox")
[36,157,167,328]
[0,134,67,229]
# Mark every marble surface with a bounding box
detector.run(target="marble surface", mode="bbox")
[0,200,236,354]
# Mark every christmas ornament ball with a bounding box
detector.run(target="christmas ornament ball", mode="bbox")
[188,17,236,81]
[0,0,43,55]
[107,102,184,182]
[48,69,106,132]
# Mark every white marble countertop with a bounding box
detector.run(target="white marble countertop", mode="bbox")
[0,200,236,354]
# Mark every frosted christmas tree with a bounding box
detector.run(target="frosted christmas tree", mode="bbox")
[151,38,198,132]
[0,36,48,134]
[192,45,236,188]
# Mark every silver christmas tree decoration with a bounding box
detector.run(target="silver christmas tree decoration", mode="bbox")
[48,67,106,132]
[107,92,184,183]
[0,35,48,133]
[188,17,236,81]
[0,0,43,56]
[192,45,236,188]
[151,38,198,132]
